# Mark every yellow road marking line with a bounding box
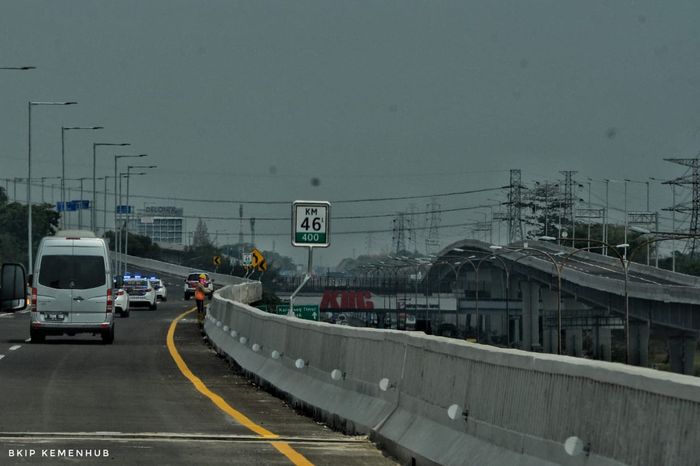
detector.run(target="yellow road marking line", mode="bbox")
[271,441,314,466]
[167,308,313,466]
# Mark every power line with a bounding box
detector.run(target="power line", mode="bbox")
[17,178,507,206]
[211,220,484,238]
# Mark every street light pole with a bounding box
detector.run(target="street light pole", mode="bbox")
[61,126,103,229]
[93,142,130,233]
[603,179,609,256]
[27,100,77,274]
[124,165,156,274]
[113,154,147,276]
[78,177,86,229]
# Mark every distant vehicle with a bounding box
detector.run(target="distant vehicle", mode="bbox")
[123,276,157,310]
[149,277,167,301]
[113,288,130,317]
[29,230,116,344]
[183,272,213,300]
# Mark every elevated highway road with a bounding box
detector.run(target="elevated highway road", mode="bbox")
[439,239,700,373]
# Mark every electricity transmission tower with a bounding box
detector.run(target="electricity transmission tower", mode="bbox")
[425,198,441,255]
[238,204,244,244]
[664,157,700,256]
[508,169,524,242]
[392,212,411,254]
[560,170,578,242]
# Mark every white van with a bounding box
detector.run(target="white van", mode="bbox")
[30,230,115,344]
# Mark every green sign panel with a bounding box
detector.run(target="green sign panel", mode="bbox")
[275,304,320,321]
[294,232,327,244]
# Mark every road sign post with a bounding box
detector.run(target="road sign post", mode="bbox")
[289,201,331,317]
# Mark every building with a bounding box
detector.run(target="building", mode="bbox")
[130,206,184,244]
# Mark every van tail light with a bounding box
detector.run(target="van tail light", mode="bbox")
[106,288,113,313]
[31,288,37,312]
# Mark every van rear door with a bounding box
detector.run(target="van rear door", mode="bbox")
[36,244,75,323]
[69,244,108,324]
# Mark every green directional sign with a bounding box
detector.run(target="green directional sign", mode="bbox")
[275,304,320,321]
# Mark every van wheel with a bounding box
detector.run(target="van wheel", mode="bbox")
[150,302,157,311]
[184,293,190,301]
[161,296,167,302]
[102,326,114,344]
[30,328,45,343]
[123,310,130,318]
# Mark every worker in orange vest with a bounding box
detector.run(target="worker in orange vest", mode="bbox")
[195,273,211,329]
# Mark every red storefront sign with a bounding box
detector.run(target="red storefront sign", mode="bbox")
[320,290,374,310]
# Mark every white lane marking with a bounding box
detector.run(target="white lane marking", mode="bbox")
[564,255,663,285]
[18,309,30,314]
[530,253,664,286]
[9,345,21,351]
[0,355,4,361]
[24,338,31,343]
[0,313,13,319]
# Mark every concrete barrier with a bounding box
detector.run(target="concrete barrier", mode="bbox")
[205,282,700,466]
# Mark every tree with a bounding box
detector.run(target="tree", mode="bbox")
[524,182,564,240]
[192,218,211,248]
[0,195,59,265]
[104,230,162,259]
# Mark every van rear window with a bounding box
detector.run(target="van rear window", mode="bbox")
[38,255,106,289]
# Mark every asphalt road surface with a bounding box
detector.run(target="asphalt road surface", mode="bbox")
[0,292,396,465]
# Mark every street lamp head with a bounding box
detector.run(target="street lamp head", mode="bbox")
[489,245,503,250]
[31,100,78,106]
[538,236,557,241]
[64,125,103,130]
[616,243,630,249]
[630,226,651,235]
[96,142,130,147]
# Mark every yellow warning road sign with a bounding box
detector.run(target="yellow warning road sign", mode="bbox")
[213,255,222,266]
[251,248,264,267]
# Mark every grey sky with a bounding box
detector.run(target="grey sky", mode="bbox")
[2,1,700,266]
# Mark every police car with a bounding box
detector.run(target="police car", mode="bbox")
[148,276,168,301]
[123,275,157,310]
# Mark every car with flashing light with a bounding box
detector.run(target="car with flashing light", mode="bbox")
[113,287,130,317]
[122,276,157,310]
[29,230,116,344]
[148,277,167,301]
[183,272,213,300]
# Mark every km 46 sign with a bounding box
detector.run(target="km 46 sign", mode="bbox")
[292,201,330,247]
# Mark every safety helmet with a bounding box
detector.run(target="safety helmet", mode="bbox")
[199,273,207,280]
